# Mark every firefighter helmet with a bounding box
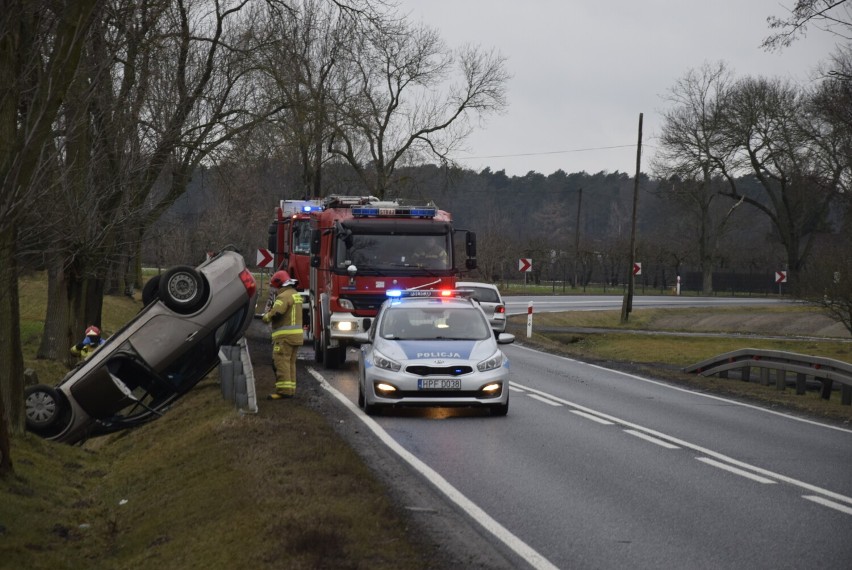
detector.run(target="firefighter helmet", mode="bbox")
[270,270,290,288]
[85,326,101,337]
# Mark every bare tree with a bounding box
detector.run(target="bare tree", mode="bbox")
[763,0,851,50]
[653,62,745,295]
[0,0,100,474]
[27,0,283,367]
[718,76,846,287]
[328,16,509,198]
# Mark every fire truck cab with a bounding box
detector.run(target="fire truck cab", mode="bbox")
[309,195,476,368]
[267,198,325,287]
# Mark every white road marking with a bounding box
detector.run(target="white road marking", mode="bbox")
[802,495,852,516]
[510,379,852,507]
[307,367,560,570]
[570,410,614,425]
[625,429,680,449]
[528,394,563,406]
[511,343,852,435]
[696,457,777,484]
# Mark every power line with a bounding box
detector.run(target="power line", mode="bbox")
[457,144,641,161]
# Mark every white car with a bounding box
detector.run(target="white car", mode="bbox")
[455,281,507,333]
[355,290,514,416]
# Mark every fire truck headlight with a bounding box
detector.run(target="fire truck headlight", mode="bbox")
[339,299,354,310]
[336,321,355,332]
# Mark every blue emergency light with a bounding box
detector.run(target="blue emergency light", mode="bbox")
[385,289,472,299]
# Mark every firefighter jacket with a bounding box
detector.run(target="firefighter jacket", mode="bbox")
[70,337,105,359]
[262,286,304,344]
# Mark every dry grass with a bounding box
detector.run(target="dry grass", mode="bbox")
[3,273,429,570]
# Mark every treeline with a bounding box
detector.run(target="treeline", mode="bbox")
[148,161,786,294]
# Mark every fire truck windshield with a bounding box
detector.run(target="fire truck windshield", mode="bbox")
[336,233,450,271]
[292,220,312,254]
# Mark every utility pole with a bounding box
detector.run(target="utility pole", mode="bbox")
[573,187,582,288]
[621,113,643,323]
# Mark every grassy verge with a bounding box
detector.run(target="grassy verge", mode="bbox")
[4,273,428,569]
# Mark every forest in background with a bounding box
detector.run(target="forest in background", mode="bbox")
[149,161,788,295]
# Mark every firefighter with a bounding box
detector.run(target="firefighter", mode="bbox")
[261,270,303,399]
[70,325,105,359]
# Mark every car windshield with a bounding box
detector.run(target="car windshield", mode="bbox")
[380,307,490,340]
[463,286,501,303]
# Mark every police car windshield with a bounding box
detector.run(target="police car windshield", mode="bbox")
[380,307,490,340]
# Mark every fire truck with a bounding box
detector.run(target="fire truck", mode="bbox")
[305,195,477,368]
[266,198,325,286]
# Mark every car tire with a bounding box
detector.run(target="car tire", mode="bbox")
[321,328,342,370]
[25,384,71,434]
[161,266,207,314]
[141,274,161,306]
[489,393,509,416]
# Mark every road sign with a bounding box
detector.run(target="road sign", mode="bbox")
[518,258,533,272]
[256,248,273,268]
[633,262,642,276]
[775,270,787,284]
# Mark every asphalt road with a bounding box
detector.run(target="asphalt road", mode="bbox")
[306,329,852,569]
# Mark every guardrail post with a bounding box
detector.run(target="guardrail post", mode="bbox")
[775,369,786,391]
[795,373,807,395]
[760,368,770,386]
[741,367,750,382]
[842,385,852,406]
[819,378,833,400]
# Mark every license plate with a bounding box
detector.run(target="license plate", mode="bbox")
[417,378,461,390]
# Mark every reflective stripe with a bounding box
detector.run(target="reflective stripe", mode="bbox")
[272,327,303,338]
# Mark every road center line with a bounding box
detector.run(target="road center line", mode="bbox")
[308,367,560,570]
[802,495,852,516]
[570,410,614,425]
[696,457,777,484]
[528,394,562,406]
[625,429,680,449]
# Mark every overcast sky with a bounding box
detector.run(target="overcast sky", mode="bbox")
[399,0,840,177]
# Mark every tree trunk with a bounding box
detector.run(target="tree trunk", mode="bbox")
[0,225,26,434]
[37,256,71,360]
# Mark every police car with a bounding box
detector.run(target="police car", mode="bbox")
[354,289,514,416]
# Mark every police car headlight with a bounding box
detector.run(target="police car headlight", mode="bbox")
[477,351,504,372]
[373,350,401,372]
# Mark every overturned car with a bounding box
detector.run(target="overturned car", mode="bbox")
[24,248,258,444]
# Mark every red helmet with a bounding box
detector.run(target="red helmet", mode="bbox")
[85,326,101,337]
[270,270,291,288]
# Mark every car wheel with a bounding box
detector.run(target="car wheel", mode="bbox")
[322,328,342,370]
[313,338,323,363]
[489,393,509,416]
[161,266,207,314]
[25,385,71,435]
[141,274,161,306]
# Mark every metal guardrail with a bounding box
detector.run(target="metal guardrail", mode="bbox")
[218,338,258,414]
[683,348,852,406]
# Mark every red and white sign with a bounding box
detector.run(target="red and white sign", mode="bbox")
[518,258,532,273]
[775,270,787,284]
[633,262,642,276]
[256,248,273,268]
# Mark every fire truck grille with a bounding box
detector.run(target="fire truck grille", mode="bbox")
[343,294,387,313]
[405,365,473,376]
